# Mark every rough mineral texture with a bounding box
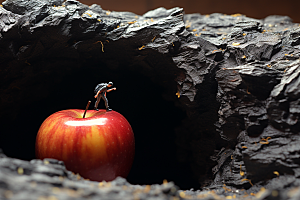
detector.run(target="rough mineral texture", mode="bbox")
[1,0,300,199]
[0,151,181,200]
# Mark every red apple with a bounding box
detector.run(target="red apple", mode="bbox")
[35,109,135,181]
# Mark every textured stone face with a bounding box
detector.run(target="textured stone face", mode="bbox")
[1,0,300,194]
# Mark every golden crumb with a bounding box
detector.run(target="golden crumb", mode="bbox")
[25,60,31,65]
[76,174,81,180]
[179,191,186,198]
[98,182,104,187]
[274,171,279,176]
[152,36,156,42]
[260,137,271,144]
[231,13,242,17]
[138,45,145,50]
[241,179,253,186]
[128,21,137,24]
[240,165,245,176]
[255,188,266,198]
[144,185,151,193]
[17,167,24,175]
[232,42,240,46]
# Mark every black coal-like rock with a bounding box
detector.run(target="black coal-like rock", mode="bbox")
[1,0,300,198]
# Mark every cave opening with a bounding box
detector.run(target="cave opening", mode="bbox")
[0,59,200,189]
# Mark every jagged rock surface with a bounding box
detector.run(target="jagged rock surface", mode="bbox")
[0,152,180,200]
[1,0,300,197]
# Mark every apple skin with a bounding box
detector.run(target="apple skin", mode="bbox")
[35,109,135,181]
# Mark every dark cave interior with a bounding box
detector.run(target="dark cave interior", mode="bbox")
[0,59,201,189]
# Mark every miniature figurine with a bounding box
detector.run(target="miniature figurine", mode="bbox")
[94,81,116,111]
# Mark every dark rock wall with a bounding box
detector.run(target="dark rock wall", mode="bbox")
[1,0,300,190]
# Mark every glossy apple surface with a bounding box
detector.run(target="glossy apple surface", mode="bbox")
[35,109,135,181]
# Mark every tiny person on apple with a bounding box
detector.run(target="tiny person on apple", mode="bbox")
[94,81,116,111]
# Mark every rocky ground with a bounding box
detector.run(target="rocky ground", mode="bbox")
[1,150,300,200]
[1,0,300,199]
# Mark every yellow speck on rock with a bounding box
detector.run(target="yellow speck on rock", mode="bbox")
[144,185,151,193]
[138,45,145,50]
[232,42,240,46]
[17,167,24,175]
[241,178,253,186]
[128,21,137,24]
[274,171,279,176]
[98,182,104,187]
[179,191,185,198]
[152,36,156,42]
[231,13,242,17]
[255,187,266,198]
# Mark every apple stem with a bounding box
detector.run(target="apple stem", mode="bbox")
[83,101,91,118]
